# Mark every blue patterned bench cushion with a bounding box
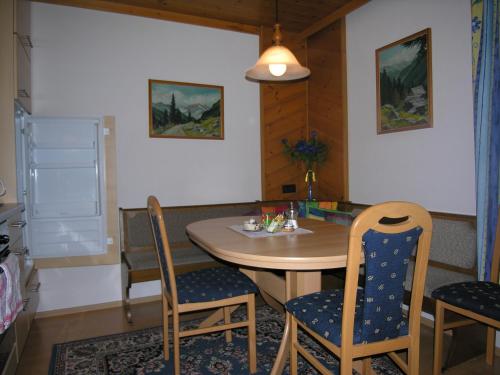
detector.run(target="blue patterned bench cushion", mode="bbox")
[432,281,500,321]
[176,267,258,304]
[285,289,408,346]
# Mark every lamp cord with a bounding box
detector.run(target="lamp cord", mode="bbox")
[275,0,279,24]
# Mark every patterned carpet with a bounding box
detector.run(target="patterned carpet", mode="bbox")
[49,305,403,374]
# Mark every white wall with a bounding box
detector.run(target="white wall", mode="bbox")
[346,0,475,215]
[31,3,260,311]
[37,265,123,312]
[32,0,477,312]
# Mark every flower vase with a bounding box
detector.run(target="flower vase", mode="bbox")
[305,169,316,201]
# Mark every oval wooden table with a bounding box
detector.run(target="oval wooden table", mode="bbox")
[186,216,351,375]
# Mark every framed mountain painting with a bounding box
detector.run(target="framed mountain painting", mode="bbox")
[149,79,224,140]
[376,28,433,134]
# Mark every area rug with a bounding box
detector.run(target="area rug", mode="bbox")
[49,305,403,374]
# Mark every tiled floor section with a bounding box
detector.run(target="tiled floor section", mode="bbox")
[15,301,500,375]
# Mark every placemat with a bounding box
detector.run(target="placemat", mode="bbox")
[229,225,313,238]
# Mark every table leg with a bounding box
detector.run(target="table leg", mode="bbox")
[270,271,321,375]
[271,310,292,375]
[259,289,284,313]
[240,269,286,303]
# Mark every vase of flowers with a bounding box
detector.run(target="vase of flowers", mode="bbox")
[282,131,328,201]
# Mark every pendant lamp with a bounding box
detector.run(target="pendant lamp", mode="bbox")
[245,1,310,82]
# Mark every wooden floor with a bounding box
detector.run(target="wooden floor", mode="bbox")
[16,300,500,375]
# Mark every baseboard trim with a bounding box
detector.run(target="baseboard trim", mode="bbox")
[35,295,161,319]
[35,300,123,319]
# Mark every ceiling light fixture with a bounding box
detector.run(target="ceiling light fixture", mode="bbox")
[245,0,310,82]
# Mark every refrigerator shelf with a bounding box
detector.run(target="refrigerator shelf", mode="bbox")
[29,143,95,150]
[30,161,96,169]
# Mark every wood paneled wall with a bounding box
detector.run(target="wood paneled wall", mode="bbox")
[260,26,308,200]
[307,19,347,201]
[260,20,348,201]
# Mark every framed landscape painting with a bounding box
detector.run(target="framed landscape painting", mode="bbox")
[149,79,224,140]
[376,28,433,134]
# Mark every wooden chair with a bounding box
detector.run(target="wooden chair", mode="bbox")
[147,196,258,374]
[432,209,500,374]
[285,201,433,375]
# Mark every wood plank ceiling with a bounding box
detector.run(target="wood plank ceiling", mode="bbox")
[35,0,363,35]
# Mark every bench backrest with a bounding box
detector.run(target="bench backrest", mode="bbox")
[120,200,478,298]
[120,201,291,253]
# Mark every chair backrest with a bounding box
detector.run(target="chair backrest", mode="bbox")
[147,195,179,308]
[341,201,432,347]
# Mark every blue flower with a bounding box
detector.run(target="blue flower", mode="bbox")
[282,131,328,169]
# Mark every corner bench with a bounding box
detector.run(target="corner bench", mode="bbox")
[120,199,481,369]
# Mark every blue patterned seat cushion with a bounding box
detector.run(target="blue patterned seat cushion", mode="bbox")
[432,281,500,321]
[176,267,258,304]
[285,289,408,346]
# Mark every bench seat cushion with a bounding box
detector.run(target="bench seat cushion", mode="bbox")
[176,267,258,304]
[124,246,215,271]
[171,246,215,265]
[124,251,158,271]
[431,281,500,321]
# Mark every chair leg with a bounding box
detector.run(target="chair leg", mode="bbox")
[340,356,353,375]
[224,306,232,343]
[408,337,420,374]
[173,313,181,375]
[162,298,170,361]
[486,326,496,366]
[353,358,373,375]
[247,294,257,374]
[290,316,298,375]
[363,357,372,374]
[433,300,445,375]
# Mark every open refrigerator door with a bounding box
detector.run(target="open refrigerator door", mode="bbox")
[19,116,107,258]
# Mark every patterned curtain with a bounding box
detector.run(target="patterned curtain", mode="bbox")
[472,0,500,281]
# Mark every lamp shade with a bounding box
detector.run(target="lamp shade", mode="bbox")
[245,45,311,82]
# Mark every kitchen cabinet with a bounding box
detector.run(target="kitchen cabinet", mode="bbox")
[0,204,39,375]
[14,270,39,356]
[13,0,32,114]
[14,0,30,43]
[0,327,17,375]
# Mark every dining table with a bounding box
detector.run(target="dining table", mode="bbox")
[186,215,351,374]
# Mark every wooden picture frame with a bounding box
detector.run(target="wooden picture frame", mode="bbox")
[149,79,224,140]
[376,28,433,134]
